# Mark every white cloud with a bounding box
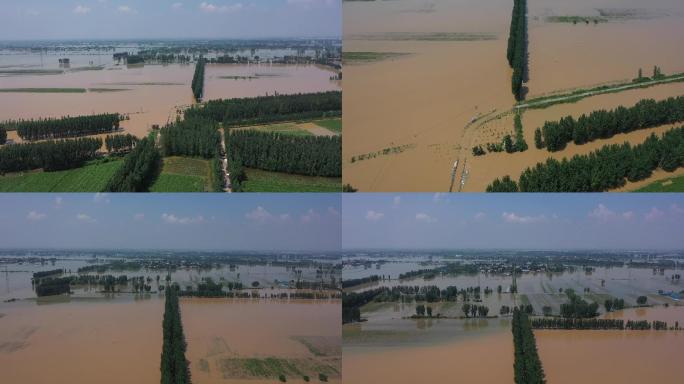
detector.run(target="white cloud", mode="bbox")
[77,213,96,223]
[93,193,110,204]
[133,213,145,221]
[588,204,636,222]
[328,206,339,216]
[365,210,384,221]
[502,212,546,224]
[301,209,320,223]
[415,213,436,223]
[393,196,401,207]
[73,5,91,14]
[432,193,446,203]
[644,207,665,222]
[279,214,291,221]
[27,211,47,221]
[245,206,273,222]
[200,2,243,13]
[117,5,137,14]
[54,197,63,208]
[474,212,487,221]
[671,204,684,215]
[172,2,183,10]
[161,213,204,225]
[287,0,335,7]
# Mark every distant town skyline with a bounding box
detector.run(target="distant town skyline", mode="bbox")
[0,194,341,251]
[0,0,341,40]
[343,194,684,251]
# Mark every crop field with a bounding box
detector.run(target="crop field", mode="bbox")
[150,156,210,192]
[0,159,122,192]
[243,168,341,192]
[636,174,684,192]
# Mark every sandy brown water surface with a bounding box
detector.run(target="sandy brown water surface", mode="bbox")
[0,298,162,383]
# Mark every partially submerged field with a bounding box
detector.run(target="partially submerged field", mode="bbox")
[182,298,341,384]
[343,0,684,191]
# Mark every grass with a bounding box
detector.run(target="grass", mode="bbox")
[88,88,131,93]
[150,156,211,192]
[220,357,338,380]
[0,69,63,75]
[243,168,341,192]
[313,119,342,134]
[0,88,86,93]
[342,52,411,64]
[0,159,122,192]
[635,174,684,192]
[351,32,498,41]
[243,123,313,137]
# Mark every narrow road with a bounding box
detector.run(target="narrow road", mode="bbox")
[219,128,232,193]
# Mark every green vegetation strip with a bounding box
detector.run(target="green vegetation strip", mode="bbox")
[507,0,527,101]
[546,16,607,24]
[636,174,684,192]
[0,88,86,93]
[0,159,122,192]
[314,119,342,134]
[342,52,411,64]
[242,168,341,192]
[160,286,190,383]
[350,143,416,163]
[218,357,337,380]
[349,32,497,41]
[150,157,212,192]
[512,309,545,384]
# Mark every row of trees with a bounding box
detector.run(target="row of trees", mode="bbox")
[160,118,220,159]
[104,137,161,192]
[211,156,224,192]
[342,288,386,324]
[160,285,191,384]
[512,308,546,384]
[32,269,64,279]
[487,126,684,192]
[604,298,625,312]
[462,303,490,318]
[35,277,71,297]
[2,114,120,141]
[560,289,599,318]
[536,96,684,152]
[227,150,246,192]
[507,0,527,100]
[0,127,6,145]
[105,134,138,153]
[184,91,342,127]
[342,275,380,289]
[227,130,341,177]
[191,57,206,102]
[531,318,625,330]
[0,137,101,174]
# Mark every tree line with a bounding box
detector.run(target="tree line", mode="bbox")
[105,134,138,154]
[191,56,206,102]
[0,127,6,145]
[507,0,527,100]
[161,285,191,384]
[35,277,71,297]
[342,288,386,324]
[560,289,599,318]
[0,137,101,174]
[512,308,545,384]
[1,114,120,141]
[227,130,341,177]
[342,275,380,289]
[536,96,684,152]
[487,126,684,192]
[104,137,161,192]
[160,118,220,159]
[32,269,64,280]
[184,91,342,127]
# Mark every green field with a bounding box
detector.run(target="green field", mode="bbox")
[0,88,86,93]
[635,174,684,192]
[0,159,122,192]
[314,118,342,134]
[150,156,211,192]
[241,123,313,137]
[243,168,341,192]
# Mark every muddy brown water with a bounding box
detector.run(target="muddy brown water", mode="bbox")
[343,0,684,191]
[0,299,163,383]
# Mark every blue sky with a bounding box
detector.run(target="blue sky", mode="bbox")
[343,194,684,250]
[0,194,341,251]
[0,0,341,40]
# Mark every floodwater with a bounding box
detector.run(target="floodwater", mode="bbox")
[537,306,684,384]
[343,0,684,191]
[0,56,339,141]
[0,298,163,383]
[182,298,341,383]
[344,331,512,384]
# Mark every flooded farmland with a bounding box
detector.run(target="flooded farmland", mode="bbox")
[183,298,341,383]
[0,45,340,141]
[343,0,684,191]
